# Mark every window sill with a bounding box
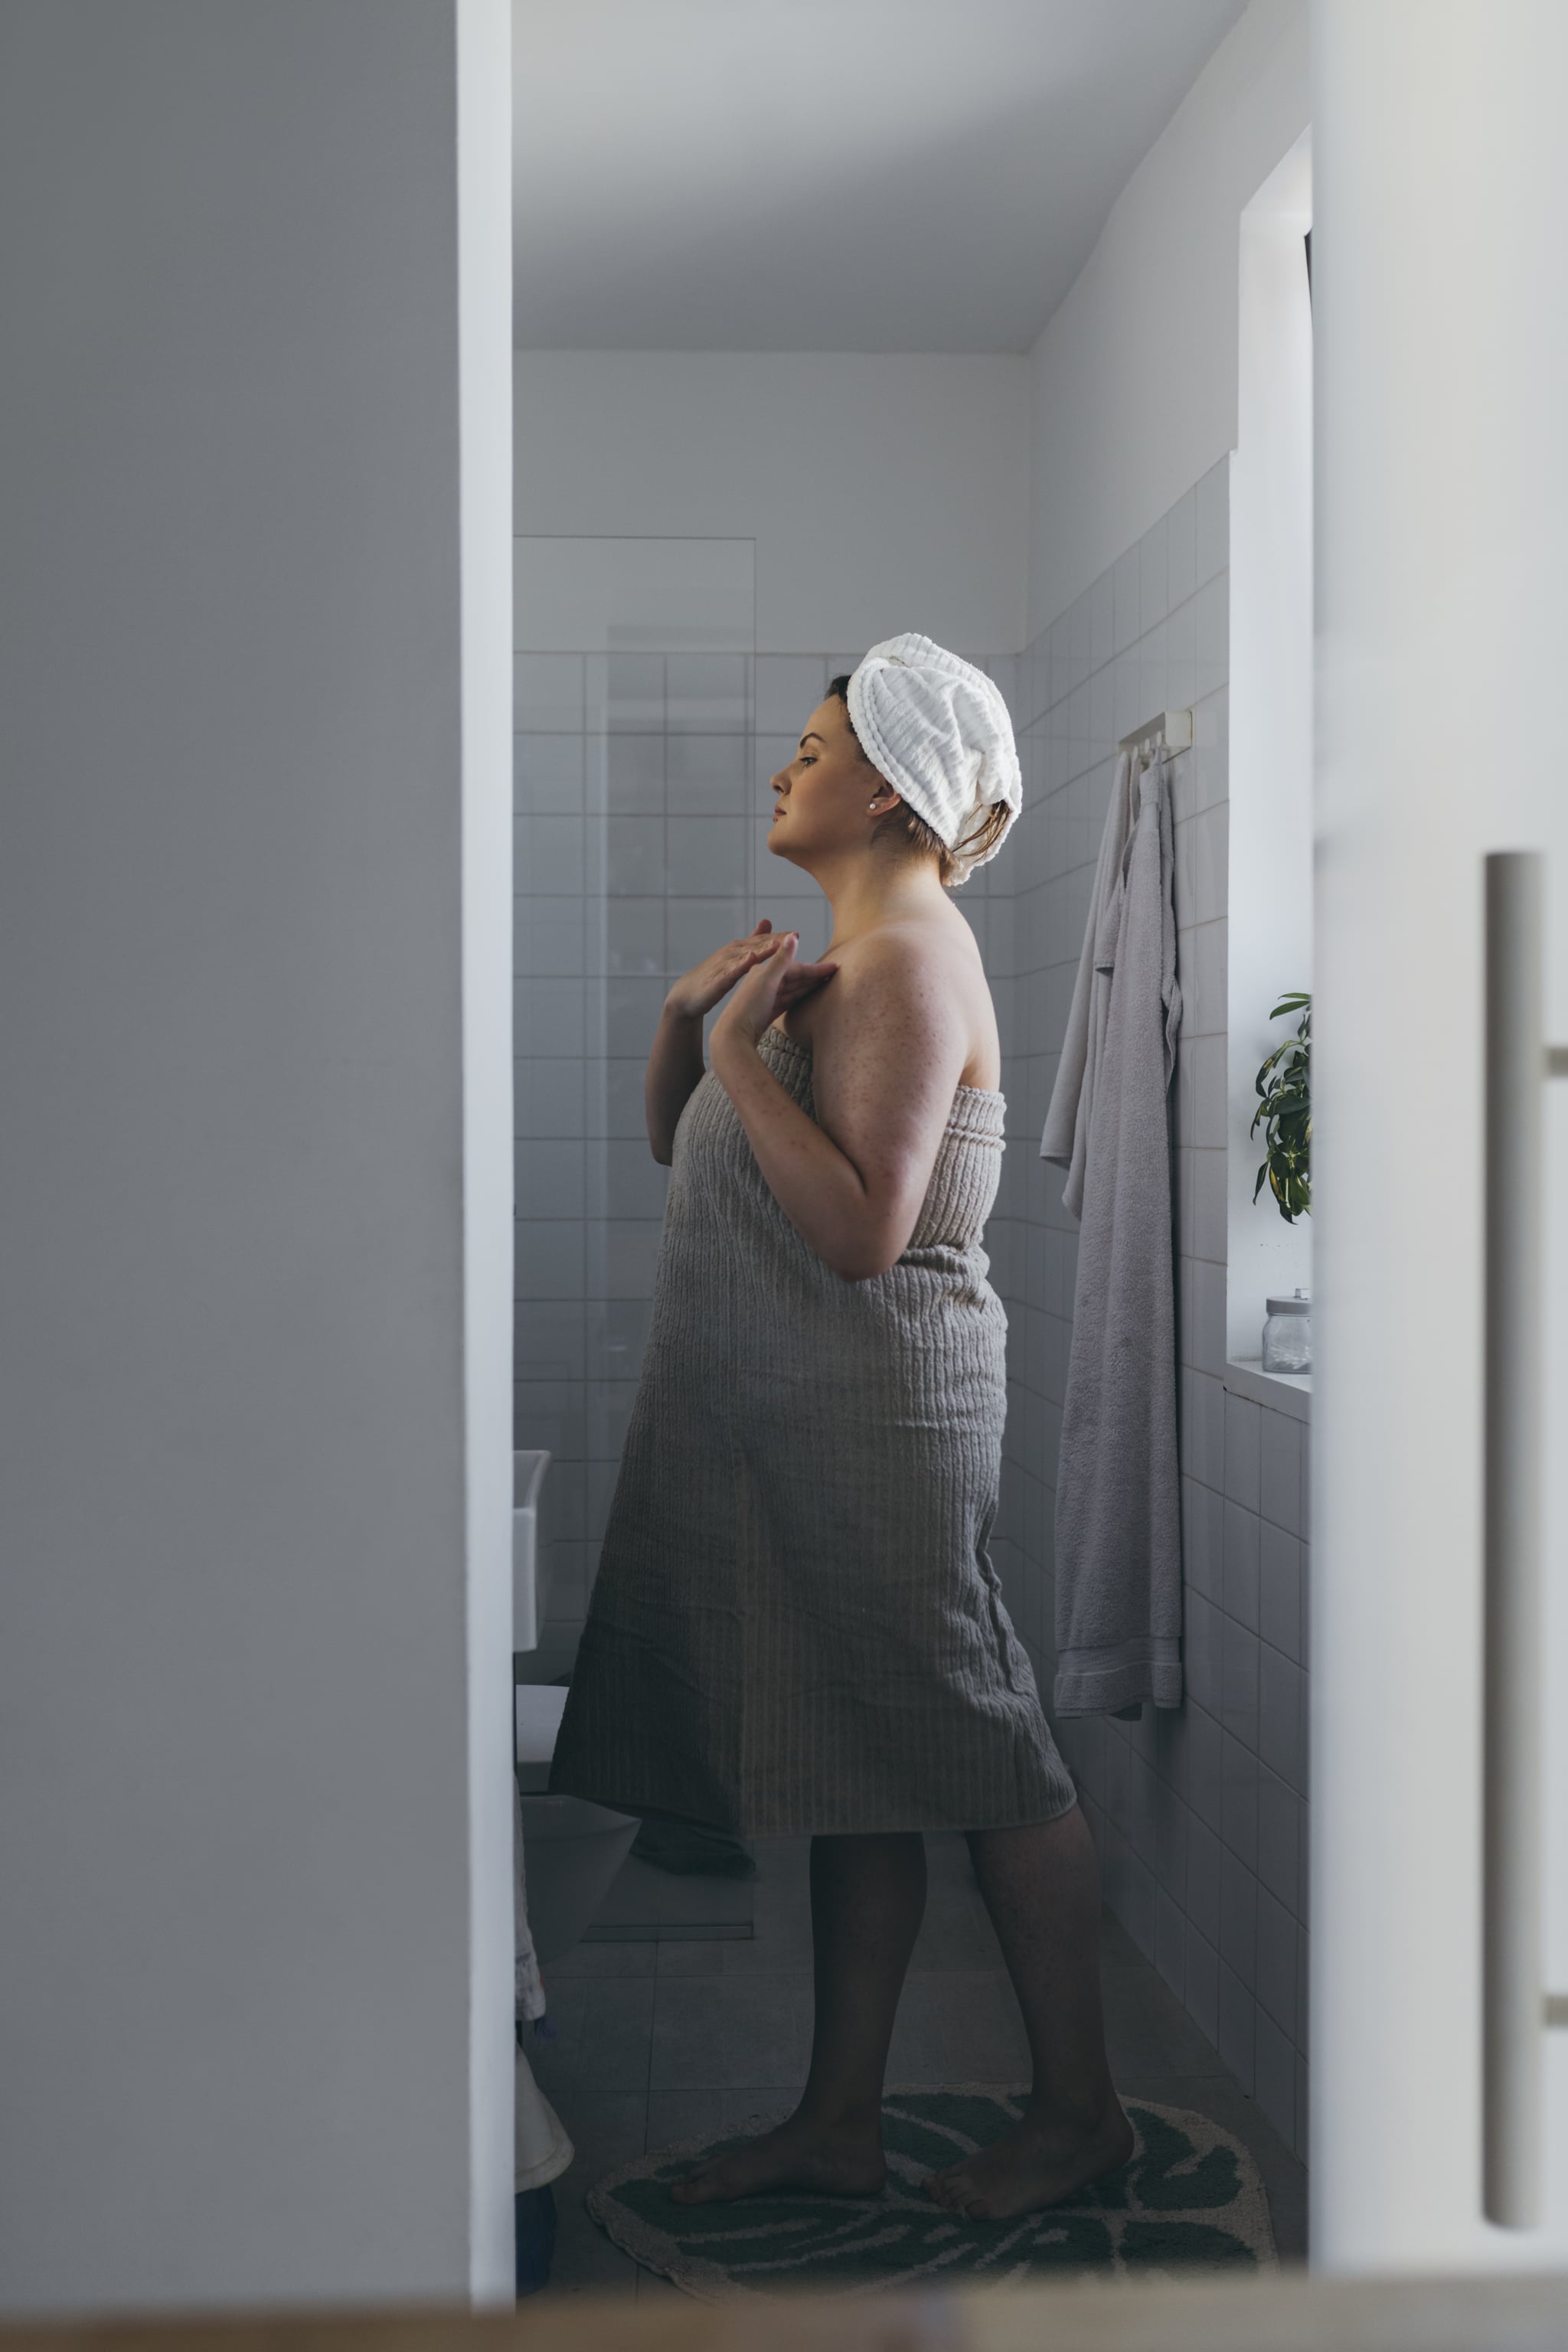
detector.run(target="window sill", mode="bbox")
[1224,1356,1312,1423]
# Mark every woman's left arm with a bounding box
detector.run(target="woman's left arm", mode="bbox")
[709,929,969,1282]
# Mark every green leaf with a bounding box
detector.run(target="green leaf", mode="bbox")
[1251,991,1312,1223]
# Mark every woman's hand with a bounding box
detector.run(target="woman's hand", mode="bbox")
[648,921,833,1166]
[707,927,976,1281]
[663,920,781,1022]
[710,931,838,1055]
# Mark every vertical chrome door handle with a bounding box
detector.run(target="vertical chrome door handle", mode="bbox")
[1483,851,1568,2230]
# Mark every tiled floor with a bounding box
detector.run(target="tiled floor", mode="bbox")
[528,1831,1308,2301]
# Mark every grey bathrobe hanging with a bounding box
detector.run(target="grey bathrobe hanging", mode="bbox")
[1041,748,1183,1714]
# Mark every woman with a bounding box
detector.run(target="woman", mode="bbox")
[550,634,1131,2220]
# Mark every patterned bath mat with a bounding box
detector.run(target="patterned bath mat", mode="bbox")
[588,2089,1276,2298]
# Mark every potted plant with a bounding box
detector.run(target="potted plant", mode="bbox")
[1252,991,1311,1223]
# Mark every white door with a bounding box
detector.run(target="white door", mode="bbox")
[1312,0,1568,2272]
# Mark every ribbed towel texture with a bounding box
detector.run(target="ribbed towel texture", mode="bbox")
[550,1027,1075,1835]
[1041,750,1184,1716]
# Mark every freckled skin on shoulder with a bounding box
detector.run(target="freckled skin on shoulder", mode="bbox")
[781,908,1001,1258]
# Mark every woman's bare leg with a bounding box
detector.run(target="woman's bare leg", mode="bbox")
[671,1830,926,2204]
[923,1805,1133,2219]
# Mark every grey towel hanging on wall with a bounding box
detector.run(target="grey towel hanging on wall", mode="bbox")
[1040,746,1183,1715]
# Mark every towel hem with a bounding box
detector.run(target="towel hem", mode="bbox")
[1053,1640,1182,1717]
[547,1771,1080,1839]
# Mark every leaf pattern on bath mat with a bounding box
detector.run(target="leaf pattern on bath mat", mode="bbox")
[586,2091,1276,2300]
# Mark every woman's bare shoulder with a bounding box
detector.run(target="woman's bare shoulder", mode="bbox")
[786,910,998,1086]
[835,906,981,982]
[783,914,952,1027]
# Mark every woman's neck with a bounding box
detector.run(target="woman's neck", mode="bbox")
[808,851,951,953]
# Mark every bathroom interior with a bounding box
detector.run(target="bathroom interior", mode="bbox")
[7,0,1568,2332]
[510,0,1314,2294]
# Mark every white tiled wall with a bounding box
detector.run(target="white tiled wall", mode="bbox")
[987,457,1311,2164]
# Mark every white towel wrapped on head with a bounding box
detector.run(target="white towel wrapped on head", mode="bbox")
[847,632,1021,882]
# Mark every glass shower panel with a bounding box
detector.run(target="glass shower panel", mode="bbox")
[513,539,757,1676]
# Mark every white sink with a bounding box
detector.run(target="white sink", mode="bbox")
[513,1448,550,1651]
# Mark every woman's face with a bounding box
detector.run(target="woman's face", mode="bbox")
[766,696,894,870]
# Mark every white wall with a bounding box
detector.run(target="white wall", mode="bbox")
[510,9,1309,662]
[995,467,1312,2166]
[458,0,517,2296]
[1312,0,1568,2275]
[1226,132,1313,1358]
[513,351,1031,655]
[989,0,1315,2163]
[1026,0,1309,640]
[0,0,514,2312]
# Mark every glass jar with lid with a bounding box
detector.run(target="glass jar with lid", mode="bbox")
[1262,1289,1312,1374]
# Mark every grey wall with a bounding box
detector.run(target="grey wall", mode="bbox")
[0,0,514,2311]
[989,463,1311,2166]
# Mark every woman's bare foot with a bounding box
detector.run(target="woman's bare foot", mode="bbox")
[669,2110,887,2206]
[922,2097,1134,2221]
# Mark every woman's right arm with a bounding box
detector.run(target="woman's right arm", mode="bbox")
[644,1001,710,1165]
[645,919,838,1163]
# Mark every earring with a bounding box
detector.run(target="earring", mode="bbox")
[868,799,880,810]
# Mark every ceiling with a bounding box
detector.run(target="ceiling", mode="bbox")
[511,0,1243,353]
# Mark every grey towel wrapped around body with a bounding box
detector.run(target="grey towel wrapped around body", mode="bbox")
[550,1025,1076,1835]
[1041,750,1183,1715]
